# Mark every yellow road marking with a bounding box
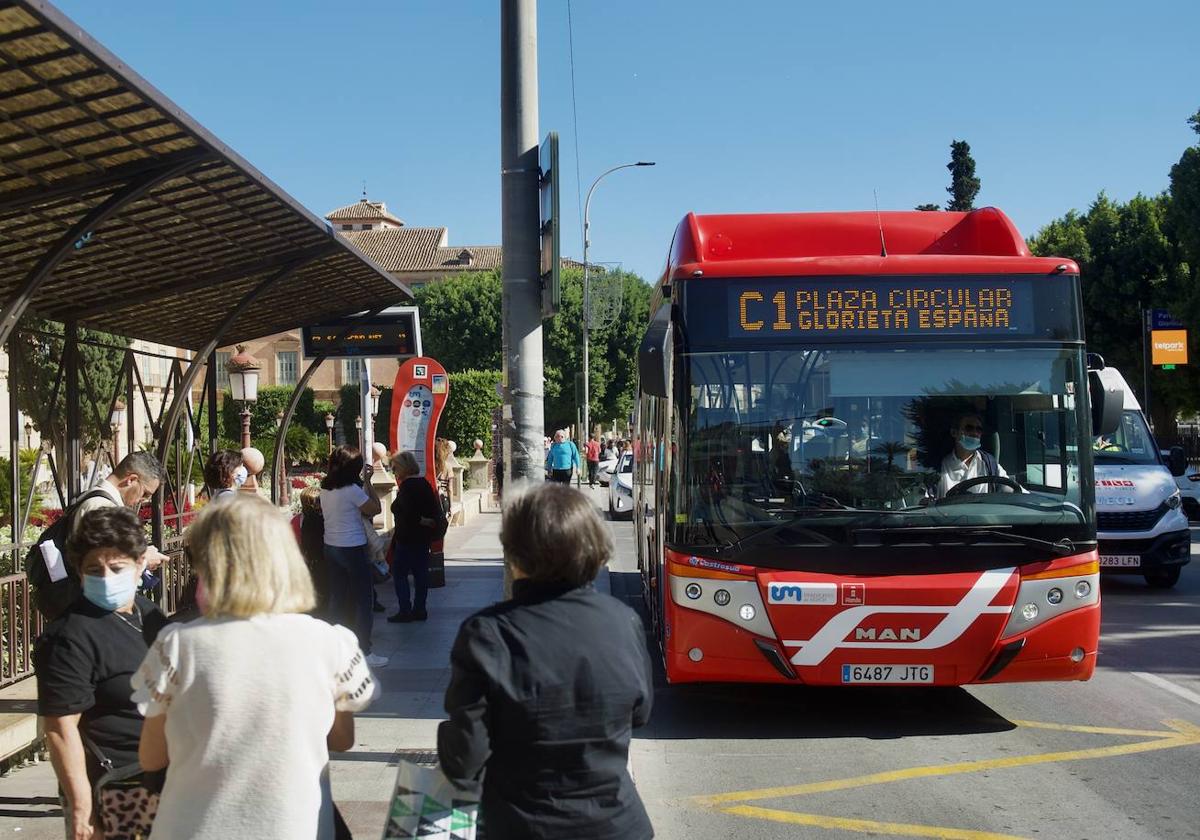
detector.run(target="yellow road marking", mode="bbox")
[723,806,1027,840]
[694,718,1200,838]
[1008,719,1178,738]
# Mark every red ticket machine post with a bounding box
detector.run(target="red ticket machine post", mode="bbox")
[390,357,450,587]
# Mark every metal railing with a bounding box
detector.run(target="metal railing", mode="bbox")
[0,572,39,688]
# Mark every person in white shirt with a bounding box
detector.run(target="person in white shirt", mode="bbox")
[133,496,378,840]
[320,445,386,668]
[938,412,1010,498]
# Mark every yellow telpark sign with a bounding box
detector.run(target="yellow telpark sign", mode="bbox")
[1151,329,1189,366]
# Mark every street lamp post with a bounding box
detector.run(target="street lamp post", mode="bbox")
[325,413,335,455]
[354,415,363,455]
[110,398,126,464]
[225,346,261,450]
[582,161,655,443]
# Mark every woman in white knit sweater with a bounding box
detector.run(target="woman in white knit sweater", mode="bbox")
[132,496,378,839]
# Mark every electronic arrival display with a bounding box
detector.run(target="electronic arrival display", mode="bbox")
[302,308,421,358]
[725,278,1035,339]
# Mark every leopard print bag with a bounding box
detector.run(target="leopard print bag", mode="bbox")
[98,784,159,840]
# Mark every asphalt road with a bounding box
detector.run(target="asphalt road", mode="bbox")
[602,499,1200,840]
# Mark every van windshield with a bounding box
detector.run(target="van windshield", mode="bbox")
[1093,409,1161,466]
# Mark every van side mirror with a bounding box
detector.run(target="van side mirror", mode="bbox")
[638,304,672,398]
[1087,369,1122,436]
[1167,445,1188,477]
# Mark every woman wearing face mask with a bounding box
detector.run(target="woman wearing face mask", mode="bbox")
[34,506,170,840]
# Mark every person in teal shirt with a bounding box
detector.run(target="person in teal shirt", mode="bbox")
[546,430,581,484]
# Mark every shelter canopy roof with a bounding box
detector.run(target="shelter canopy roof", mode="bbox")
[0,1,412,350]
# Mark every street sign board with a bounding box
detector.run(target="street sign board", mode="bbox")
[1151,329,1188,366]
[302,307,422,359]
[539,131,560,318]
[1152,309,1184,330]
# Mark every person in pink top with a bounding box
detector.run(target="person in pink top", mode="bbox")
[584,432,602,487]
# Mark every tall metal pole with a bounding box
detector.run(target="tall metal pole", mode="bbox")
[500,0,545,486]
[581,162,655,444]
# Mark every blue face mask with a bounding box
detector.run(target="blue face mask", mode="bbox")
[959,434,982,452]
[81,568,139,612]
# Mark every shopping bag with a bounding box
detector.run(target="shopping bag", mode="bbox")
[382,759,479,840]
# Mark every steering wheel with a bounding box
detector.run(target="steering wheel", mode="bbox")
[945,475,1024,496]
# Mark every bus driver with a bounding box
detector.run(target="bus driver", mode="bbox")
[938,412,1009,497]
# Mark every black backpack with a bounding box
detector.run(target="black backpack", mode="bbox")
[27,488,113,622]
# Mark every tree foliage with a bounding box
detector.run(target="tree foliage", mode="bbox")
[945,139,981,211]
[220,385,319,441]
[914,203,941,211]
[11,319,129,454]
[412,267,654,433]
[441,370,502,455]
[1029,122,1200,434]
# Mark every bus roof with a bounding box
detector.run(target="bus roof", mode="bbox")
[660,208,1077,286]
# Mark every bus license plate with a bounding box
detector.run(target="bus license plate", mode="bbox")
[1099,555,1140,567]
[842,664,933,684]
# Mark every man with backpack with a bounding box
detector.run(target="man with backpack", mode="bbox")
[30,451,169,621]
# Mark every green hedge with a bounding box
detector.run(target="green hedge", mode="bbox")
[337,384,394,450]
[221,386,320,440]
[442,370,502,455]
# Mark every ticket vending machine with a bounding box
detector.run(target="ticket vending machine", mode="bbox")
[390,357,450,587]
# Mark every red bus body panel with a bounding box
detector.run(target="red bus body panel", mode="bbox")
[662,550,1099,686]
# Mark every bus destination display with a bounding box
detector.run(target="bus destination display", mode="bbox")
[303,311,418,358]
[727,278,1034,338]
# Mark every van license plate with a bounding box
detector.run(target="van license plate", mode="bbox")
[1099,555,1140,567]
[842,665,933,684]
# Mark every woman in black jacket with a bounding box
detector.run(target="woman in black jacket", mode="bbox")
[388,450,446,623]
[438,482,654,840]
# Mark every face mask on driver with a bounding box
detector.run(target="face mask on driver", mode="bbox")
[958,434,982,452]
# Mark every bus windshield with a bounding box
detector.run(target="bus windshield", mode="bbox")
[672,345,1092,560]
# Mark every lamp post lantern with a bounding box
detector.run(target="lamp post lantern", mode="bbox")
[581,161,655,442]
[225,345,260,450]
[23,420,31,450]
[110,398,126,463]
[368,385,380,420]
[325,412,335,455]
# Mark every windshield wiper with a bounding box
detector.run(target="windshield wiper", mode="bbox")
[851,525,1077,555]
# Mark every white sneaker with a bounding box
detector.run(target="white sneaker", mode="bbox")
[366,653,389,668]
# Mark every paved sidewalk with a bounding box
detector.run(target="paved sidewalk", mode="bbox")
[0,487,619,839]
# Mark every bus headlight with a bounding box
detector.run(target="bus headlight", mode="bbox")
[1074,580,1091,599]
[739,604,756,621]
[1046,588,1064,605]
[684,583,702,600]
[1021,603,1039,622]
[714,589,731,606]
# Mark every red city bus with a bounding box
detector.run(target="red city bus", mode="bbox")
[634,208,1121,686]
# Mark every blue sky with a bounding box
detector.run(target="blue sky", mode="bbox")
[58,1,1200,285]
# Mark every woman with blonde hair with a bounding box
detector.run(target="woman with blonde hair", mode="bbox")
[132,496,378,840]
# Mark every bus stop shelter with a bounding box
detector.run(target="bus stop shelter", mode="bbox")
[0,0,413,690]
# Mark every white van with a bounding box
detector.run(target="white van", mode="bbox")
[1092,366,1191,588]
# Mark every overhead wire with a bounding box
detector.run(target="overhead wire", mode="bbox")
[567,0,584,249]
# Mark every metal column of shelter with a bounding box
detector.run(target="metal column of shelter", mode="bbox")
[152,252,332,545]
[270,307,388,506]
[0,152,210,349]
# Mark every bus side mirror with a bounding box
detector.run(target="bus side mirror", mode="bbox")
[1088,369,1122,436]
[638,304,672,398]
[1167,445,1188,477]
